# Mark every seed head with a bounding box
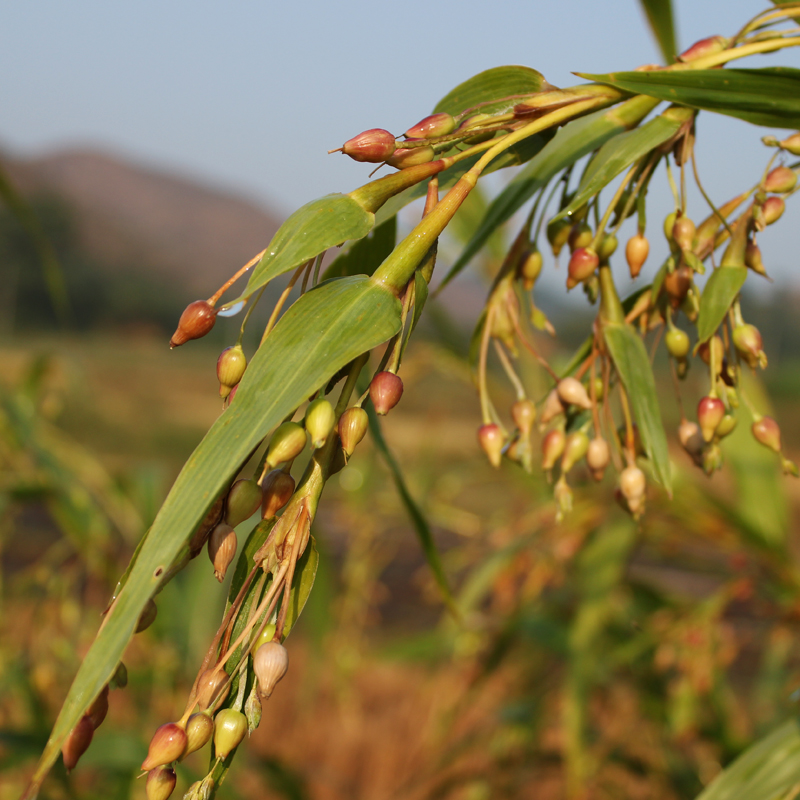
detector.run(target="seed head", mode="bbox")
[678,419,704,463]
[208,523,237,582]
[404,112,456,139]
[141,722,187,771]
[518,249,543,290]
[136,598,158,633]
[762,196,785,225]
[621,233,647,280]
[557,377,593,410]
[196,668,230,711]
[266,421,307,468]
[260,469,295,519]
[305,397,336,448]
[764,166,797,194]
[568,222,593,253]
[664,265,692,307]
[146,766,177,800]
[170,300,217,348]
[561,430,590,473]
[340,129,396,163]
[716,414,737,438]
[597,233,618,261]
[697,396,725,442]
[665,328,690,360]
[86,685,109,729]
[752,416,782,453]
[677,35,729,62]
[619,465,646,516]
[539,389,565,425]
[338,407,369,457]
[253,640,290,698]
[111,661,128,690]
[511,399,536,437]
[541,428,566,470]
[745,242,768,276]
[386,144,435,169]
[732,323,767,369]
[217,345,247,399]
[778,132,800,156]
[586,436,610,480]
[184,713,214,757]
[369,371,404,416]
[224,479,263,528]
[546,217,571,257]
[566,248,599,289]
[477,423,504,468]
[672,216,696,251]
[62,715,94,772]
[213,709,248,760]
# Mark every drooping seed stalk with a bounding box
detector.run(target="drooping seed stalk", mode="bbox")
[208,249,266,307]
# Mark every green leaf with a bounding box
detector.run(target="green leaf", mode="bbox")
[554,112,684,221]
[366,406,459,617]
[603,323,672,493]
[24,275,402,797]
[637,0,677,64]
[230,194,375,305]
[695,718,800,800]
[443,95,661,286]
[696,266,747,344]
[322,215,396,280]
[434,65,550,118]
[581,68,800,129]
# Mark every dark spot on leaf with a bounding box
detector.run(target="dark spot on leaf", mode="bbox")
[153,567,164,578]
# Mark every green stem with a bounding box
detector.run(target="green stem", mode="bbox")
[598,265,624,325]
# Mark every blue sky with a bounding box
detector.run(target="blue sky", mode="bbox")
[2,1,799,286]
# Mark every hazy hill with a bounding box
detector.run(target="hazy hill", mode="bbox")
[1,147,283,295]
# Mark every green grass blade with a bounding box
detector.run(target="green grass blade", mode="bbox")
[366,406,459,617]
[553,111,685,221]
[696,266,747,344]
[434,65,550,118]
[322,215,396,280]
[696,718,800,800]
[229,194,375,306]
[24,275,401,797]
[637,0,678,64]
[581,68,800,129]
[603,323,672,494]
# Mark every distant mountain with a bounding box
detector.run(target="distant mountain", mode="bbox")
[0,147,284,294]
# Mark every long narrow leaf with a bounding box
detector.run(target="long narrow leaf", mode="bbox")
[637,0,678,64]
[231,194,374,305]
[604,323,672,493]
[366,406,458,616]
[696,266,747,344]
[24,275,402,797]
[553,111,685,221]
[581,68,800,129]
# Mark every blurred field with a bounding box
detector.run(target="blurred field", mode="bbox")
[2,327,800,800]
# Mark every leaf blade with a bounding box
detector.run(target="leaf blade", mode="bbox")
[231,194,374,305]
[434,65,550,118]
[25,275,402,796]
[637,0,678,64]
[603,323,672,493]
[581,68,800,129]
[696,266,747,344]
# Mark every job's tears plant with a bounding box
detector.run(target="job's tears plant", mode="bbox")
[22,5,800,798]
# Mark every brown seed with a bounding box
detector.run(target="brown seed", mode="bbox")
[511,399,537,437]
[146,766,177,800]
[566,248,599,290]
[170,300,217,348]
[586,436,610,480]
[697,396,725,442]
[752,416,782,453]
[663,265,692,307]
[136,598,158,633]
[253,641,290,698]
[477,424,504,468]
[338,407,369,457]
[369,371,404,416]
[208,523,237,582]
[196,668,230,711]
[260,469,296,519]
[62,715,94,772]
[86,685,109,729]
[541,429,566,470]
[340,128,397,163]
[224,479,263,528]
[141,722,187,771]
[556,377,592,410]
[183,713,214,757]
[188,493,226,556]
[404,112,456,139]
